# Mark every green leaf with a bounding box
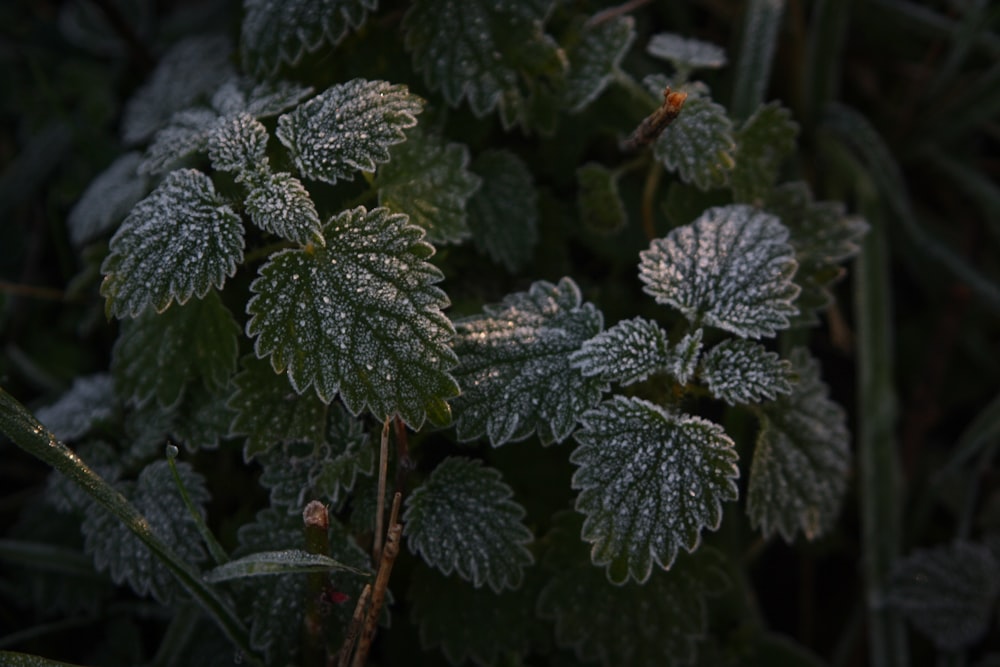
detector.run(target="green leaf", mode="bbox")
[112,290,239,408]
[166,382,236,453]
[646,32,727,73]
[638,204,800,338]
[403,457,534,592]
[653,94,736,190]
[731,102,798,203]
[241,0,378,77]
[244,171,324,246]
[67,152,149,246]
[139,108,219,175]
[563,16,635,112]
[100,169,244,318]
[204,549,369,582]
[467,149,539,272]
[571,396,739,583]
[576,162,627,234]
[36,374,115,441]
[246,206,459,427]
[451,277,605,445]
[375,126,481,245]
[748,348,851,541]
[886,540,1000,651]
[570,317,671,386]
[206,112,269,175]
[276,79,423,185]
[670,328,704,385]
[700,339,794,405]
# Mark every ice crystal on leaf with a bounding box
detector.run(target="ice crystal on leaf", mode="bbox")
[653,94,736,190]
[646,33,727,73]
[246,206,459,428]
[571,396,739,583]
[700,339,794,405]
[244,171,323,246]
[748,348,850,541]
[576,162,627,234]
[563,16,635,112]
[467,149,539,272]
[403,457,534,592]
[67,152,149,246]
[451,277,605,446]
[570,317,671,386]
[276,79,422,185]
[100,169,244,318]
[731,102,798,204]
[36,374,115,442]
[669,328,703,385]
[638,204,799,339]
[207,112,269,174]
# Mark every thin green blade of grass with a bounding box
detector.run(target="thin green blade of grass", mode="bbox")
[731,0,786,120]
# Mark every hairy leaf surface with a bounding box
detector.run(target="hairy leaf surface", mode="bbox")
[732,102,799,203]
[563,16,635,112]
[700,339,794,405]
[669,328,704,385]
[570,317,670,386]
[207,112,269,175]
[244,171,324,246]
[646,33,727,72]
[467,149,539,272]
[67,152,149,246]
[653,95,735,190]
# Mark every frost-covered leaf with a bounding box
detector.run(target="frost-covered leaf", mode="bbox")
[467,149,539,272]
[700,339,794,405]
[36,374,116,442]
[212,78,314,119]
[748,348,850,541]
[638,204,799,338]
[570,317,670,386]
[572,396,739,583]
[653,95,736,190]
[563,16,635,112]
[241,0,377,76]
[887,540,1000,650]
[204,549,368,582]
[452,277,605,445]
[67,152,149,246]
[732,102,798,203]
[207,112,269,174]
[101,169,244,318]
[81,460,209,604]
[244,171,323,246]
[167,383,235,453]
[247,206,459,427]
[576,162,627,234]
[375,127,481,245]
[276,79,422,185]
[646,33,727,72]
[669,328,703,385]
[139,108,220,176]
[403,457,533,592]
[112,290,239,408]
[403,0,566,130]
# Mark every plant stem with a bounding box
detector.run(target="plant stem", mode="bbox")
[166,446,229,565]
[373,416,391,562]
[731,0,786,120]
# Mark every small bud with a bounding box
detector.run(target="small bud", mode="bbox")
[303,500,329,530]
[165,443,179,460]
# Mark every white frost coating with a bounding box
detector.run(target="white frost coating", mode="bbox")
[244,171,323,246]
[564,16,635,113]
[639,204,799,339]
[570,317,670,386]
[646,32,727,71]
[669,328,703,385]
[207,112,269,174]
[36,374,115,441]
[67,152,149,246]
[700,338,793,405]
[652,95,736,190]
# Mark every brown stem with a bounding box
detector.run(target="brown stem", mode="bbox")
[373,417,391,562]
[641,160,663,241]
[335,584,372,667]
[620,87,688,152]
[351,520,402,667]
[585,0,652,28]
[302,501,331,667]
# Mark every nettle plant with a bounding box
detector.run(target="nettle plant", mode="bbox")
[3,2,871,666]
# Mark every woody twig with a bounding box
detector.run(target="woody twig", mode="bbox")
[620,87,688,152]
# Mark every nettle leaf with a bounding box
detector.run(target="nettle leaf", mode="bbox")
[646,33,727,73]
[241,0,377,77]
[563,16,635,112]
[887,540,1000,650]
[639,204,800,338]
[670,328,703,385]
[139,107,219,176]
[467,149,539,272]
[101,169,244,318]
[276,79,422,185]
[570,317,670,386]
[576,162,627,234]
[700,339,794,405]
[207,112,268,175]
[247,206,459,427]
[81,460,209,604]
[167,382,236,453]
[732,102,799,203]
[244,171,324,246]
[36,374,116,442]
[375,127,481,245]
[653,94,736,190]
[451,277,605,446]
[572,396,739,583]
[67,152,149,246]
[112,290,239,408]
[748,348,850,541]
[403,457,534,592]
[218,78,315,119]
[403,0,565,130]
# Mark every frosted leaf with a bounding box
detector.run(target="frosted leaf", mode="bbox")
[638,204,800,338]
[887,540,1000,650]
[228,355,330,461]
[467,149,539,272]
[121,35,235,144]
[140,108,220,176]
[81,460,209,604]
[669,328,703,385]
[111,290,239,408]
[246,206,459,428]
[403,457,534,592]
[576,162,627,234]
[375,127,482,245]
[451,277,605,446]
[731,102,799,203]
[748,348,850,541]
[67,152,149,246]
[36,374,115,442]
[244,171,324,246]
[207,112,269,174]
[653,95,736,190]
[570,317,670,386]
[276,79,423,185]
[403,0,566,130]
[563,16,635,112]
[241,0,378,76]
[700,339,794,405]
[100,169,244,318]
[166,383,235,453]
[646,33,727,72]
[212,78,314,119]
[571,396,739,583]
